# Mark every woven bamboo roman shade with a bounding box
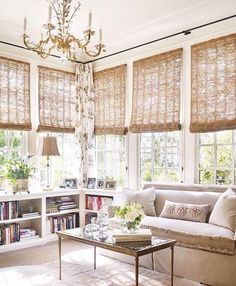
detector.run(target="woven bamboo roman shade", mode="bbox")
[94,64,127,135]
[0,57,31,130]
[38,66,76,133]
[190,33,236,133]
[130,48,182,133]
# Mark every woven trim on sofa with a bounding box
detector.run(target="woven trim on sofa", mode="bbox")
[141,224,236,255]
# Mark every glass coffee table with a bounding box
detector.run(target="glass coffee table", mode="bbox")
[57,227,176,286]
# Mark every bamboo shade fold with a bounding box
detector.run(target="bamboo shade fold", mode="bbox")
[130,48,182,133]
[0,57,31,130]
[94,64,127,135]
[37,66,76,133]
[190,33,236,133]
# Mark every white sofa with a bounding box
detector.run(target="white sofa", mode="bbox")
[107,183,236,286]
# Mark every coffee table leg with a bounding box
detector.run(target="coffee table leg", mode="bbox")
[94,246,96,270]
[171,246,174,286]
[58,237,62,280]
[135,256,139,286]
[151,252,154,270]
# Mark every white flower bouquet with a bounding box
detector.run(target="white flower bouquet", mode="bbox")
[115,202,145,233]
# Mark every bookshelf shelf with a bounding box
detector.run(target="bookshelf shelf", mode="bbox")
[0,188,120,252]
[46,208,79,217]
[0,215,41,224]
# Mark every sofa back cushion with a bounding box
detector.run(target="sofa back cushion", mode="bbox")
[112,187,156,216]
[148,189,221,216]
[160,200,210,222]
[209,188,236,231]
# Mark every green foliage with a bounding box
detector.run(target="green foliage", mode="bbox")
[0,157,35,185]
[10,136,22,148]
[0,131,6,148]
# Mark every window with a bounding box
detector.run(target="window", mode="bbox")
[96,135,126,187]
[198,130,236,185]
[140,131,181,185]
[0,130,27,165]
[39,133,79,187]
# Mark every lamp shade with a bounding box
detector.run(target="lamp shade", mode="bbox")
[37,136,60,156]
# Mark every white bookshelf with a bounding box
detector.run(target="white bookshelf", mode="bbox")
[0,188,120,252]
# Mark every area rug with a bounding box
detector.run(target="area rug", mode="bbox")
[0,248,201,286]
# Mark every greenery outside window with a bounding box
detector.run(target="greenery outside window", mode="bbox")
[96,135,126,187]
[0,130,27,165]
[140,131,181,185]
[198,130,236,185]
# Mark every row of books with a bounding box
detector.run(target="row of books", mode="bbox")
[0,201,19,221]
[0,223,20,245]
[46,196,77,213]
[0,224,39,245]
[48,213,78,233]
[85,195,113,211]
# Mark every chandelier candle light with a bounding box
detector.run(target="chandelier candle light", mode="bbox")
[23,0,105,61]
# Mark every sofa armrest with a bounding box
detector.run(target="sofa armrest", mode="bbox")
[107,205,119,218]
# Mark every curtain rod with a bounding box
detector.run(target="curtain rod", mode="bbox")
[0,14,235,65]
[85,14,236,64]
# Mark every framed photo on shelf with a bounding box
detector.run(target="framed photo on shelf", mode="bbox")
[97,179,105,189]
[64,178,78,189]
[105,180,117,190]
[87,178,96,189]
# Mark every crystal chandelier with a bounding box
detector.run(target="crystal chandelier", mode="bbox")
[23,0,105,61]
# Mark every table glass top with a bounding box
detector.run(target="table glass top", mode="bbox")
[57,227,175,252]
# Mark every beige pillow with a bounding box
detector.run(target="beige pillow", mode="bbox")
[113,187,156,216]
[160,200,210,222]
[209,188,236,231]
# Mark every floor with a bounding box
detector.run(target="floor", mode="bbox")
[0,240,90,268]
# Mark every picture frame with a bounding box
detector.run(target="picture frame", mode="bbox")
[64,178,78,189]
[97,179,105,189]
[105,180,117,190]
[87,178,96,189]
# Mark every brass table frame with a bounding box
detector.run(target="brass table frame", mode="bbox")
[57,228,176,286]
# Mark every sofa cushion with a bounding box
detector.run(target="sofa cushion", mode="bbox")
[209,188,236,231]
[112,187,156,216]
[160,200,210,222]
[141,216,236,255]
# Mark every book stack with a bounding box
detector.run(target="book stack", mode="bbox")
[86,195,113,211]
[0,223,20,245]
[46,198,58,213]
[46,197,77,213]
[19,211,40,218]
[0,201,19,220]
[20,228,39,240]
[112,229,152,243]
[48,213,77,233]
[55,196,77,211]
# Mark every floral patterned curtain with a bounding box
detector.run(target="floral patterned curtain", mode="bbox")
[75,63,95,187]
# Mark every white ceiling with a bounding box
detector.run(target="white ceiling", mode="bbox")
[0,0,235,62]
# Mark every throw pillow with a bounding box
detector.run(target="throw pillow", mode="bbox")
[113,187,157,216]
[209,188,236,231]
[160,200,210,222]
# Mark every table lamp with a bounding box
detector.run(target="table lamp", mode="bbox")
[37,136,60,189]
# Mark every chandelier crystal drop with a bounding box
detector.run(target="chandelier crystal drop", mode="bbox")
[23,0,106,61]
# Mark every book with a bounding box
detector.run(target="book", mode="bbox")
[112,228,152,243]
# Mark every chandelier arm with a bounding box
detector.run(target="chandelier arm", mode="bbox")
[66,34,90,49]
[83,45,103,58]
[66,2,81,30]
[23,34,50,51]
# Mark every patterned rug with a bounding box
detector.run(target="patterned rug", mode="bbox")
[0,248,201,286]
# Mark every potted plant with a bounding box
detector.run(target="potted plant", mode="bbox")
[0,156,35,194]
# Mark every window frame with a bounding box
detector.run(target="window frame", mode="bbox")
[95,134,127,187]
[138,131,183,187]
[197,131,236,185]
